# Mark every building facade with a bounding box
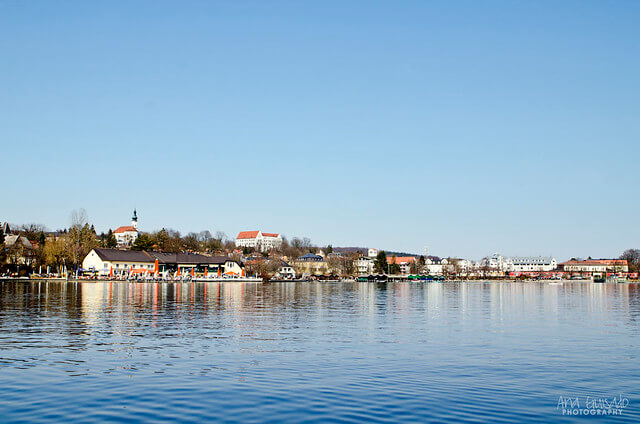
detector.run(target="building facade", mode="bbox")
[387,256,417,274]
[276,261,296,279]
[235,231,283,252]
[293,253,328,276]
[82,248,243,276]
[510,256,558,272]
[355,256,375,275]
[114,210,139,247]
[561,259,628,274]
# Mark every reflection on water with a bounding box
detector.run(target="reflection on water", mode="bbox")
[0,281,638,423]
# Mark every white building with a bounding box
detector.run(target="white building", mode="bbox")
[482,253,512,272]
[82,248,243,276]
[510,256,557,272]
[423,258,446,275]
[235,231,283,252]
[368,248,378,258]
[355,256,375,274]
[480,253,558,274]
[114,210,139,247]
[275,261,296,279]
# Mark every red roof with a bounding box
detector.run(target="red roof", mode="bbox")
[262,232,280,238]
[237,231,260,239]
[387,256,417,264]
[561,259,627,266]
[114,226,137,234]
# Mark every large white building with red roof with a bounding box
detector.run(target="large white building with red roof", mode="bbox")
[235,230,283,252]
[114,210,139,247]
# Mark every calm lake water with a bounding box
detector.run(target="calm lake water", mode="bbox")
[0,280,638,423]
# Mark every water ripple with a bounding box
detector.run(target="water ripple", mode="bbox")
[0,280,638,422]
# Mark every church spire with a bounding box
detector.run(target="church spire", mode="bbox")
[132,209,138,230]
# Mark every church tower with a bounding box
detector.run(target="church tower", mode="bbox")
[131,209,138,230]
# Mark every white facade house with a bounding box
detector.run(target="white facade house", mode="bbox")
[423,258,474,276]
[235,231,283,252]
[355,256,375,274]
[275,261,296,279]
[82,249,154,275]
[368,248,378,258]
[482,254,513,272]
[423,258,445,275]
[114,210,139,247]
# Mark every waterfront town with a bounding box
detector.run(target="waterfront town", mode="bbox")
[1,210,638,281]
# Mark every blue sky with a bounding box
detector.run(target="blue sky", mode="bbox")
[1,1,639,260]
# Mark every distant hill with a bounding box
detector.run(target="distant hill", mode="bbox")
[333,247,368,254]
[332,247,439,260]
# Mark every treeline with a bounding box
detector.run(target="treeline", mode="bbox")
[0,209,325,275]
[620,249,640,273]
[0,209,237,274]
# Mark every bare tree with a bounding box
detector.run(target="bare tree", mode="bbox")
[68,209,97,267]
[620,249,640,273]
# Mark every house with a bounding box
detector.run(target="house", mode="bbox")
[3,234,34,265]
[82,248,243,276]
[293,253,328,276]
[387,255,417,274]
[355,256,375,275]
[276,261,296,279]
[482,254,512,273]
[424,258,445,275]
[235,231,283,252]
[113,210,139,247]
[560,259,628,275]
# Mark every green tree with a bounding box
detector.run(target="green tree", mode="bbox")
[183,232,200,251]
[132,233,154,251]
[154,229,170,251]
[374,250,388,274]
[106,229,117,248]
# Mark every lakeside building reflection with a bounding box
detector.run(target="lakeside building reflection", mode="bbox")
[0,281,639,343]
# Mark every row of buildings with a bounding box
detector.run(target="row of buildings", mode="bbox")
[75,246,635,280]
[351,251,630,278]
[4,210,634,279]
[82,248,243,277]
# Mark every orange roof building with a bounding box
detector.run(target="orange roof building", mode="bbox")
[113,210,139,247]
[235,230,282,252]
[560,259,628,273]
[114,226,137,234]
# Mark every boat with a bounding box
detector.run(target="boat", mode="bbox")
[592,273,606,283]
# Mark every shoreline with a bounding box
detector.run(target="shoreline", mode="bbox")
[1,277,637,284]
